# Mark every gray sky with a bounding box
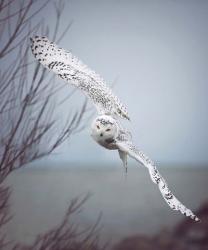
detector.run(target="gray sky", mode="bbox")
[33,0,208,166]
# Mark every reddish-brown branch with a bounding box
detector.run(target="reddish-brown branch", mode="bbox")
[0,1,102,250]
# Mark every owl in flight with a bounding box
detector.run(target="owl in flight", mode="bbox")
[30,36,199,222]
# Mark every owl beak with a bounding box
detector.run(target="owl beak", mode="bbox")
[100,133,103,137]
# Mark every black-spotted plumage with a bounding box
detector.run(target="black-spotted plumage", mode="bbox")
[115,138,200,222]
[30,36,199,222]
[30,36,129,120]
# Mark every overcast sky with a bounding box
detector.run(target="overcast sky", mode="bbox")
[30,0,208,167]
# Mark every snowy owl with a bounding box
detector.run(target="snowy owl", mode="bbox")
[30,36,200,222]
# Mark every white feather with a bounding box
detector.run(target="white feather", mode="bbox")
[30,36,129,120]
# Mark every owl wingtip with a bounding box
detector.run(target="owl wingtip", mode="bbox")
[191,214,200,222]
[124,114,130,121]
[195,217,201,222]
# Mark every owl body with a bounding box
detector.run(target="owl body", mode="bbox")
[90,115,118,150]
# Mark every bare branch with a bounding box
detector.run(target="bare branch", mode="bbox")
[13,194,105,250]
[0,1,99,250]
[0,0,88,181]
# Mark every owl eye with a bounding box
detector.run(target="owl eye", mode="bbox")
[106,128,111,132]
[96,125,100,129]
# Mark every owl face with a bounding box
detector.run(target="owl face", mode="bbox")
[91,115,118,145]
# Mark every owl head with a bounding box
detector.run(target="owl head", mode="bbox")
[91,115,118,143]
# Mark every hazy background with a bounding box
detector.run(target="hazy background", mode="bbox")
[6,166,208,246]
[3,0,208,248]
[27,0,208,166]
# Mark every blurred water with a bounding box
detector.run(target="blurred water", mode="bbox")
[4,165,208,245]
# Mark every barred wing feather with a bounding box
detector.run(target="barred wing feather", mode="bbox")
[30,36,129,120]
[116,141,200,222]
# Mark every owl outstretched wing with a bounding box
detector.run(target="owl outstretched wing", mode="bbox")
[30,36,129,120]
[116,140,200,222]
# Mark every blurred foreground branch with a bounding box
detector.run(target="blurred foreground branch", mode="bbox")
[0,1,102,250]
[13,195,105,250]
[0,0,87,182]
